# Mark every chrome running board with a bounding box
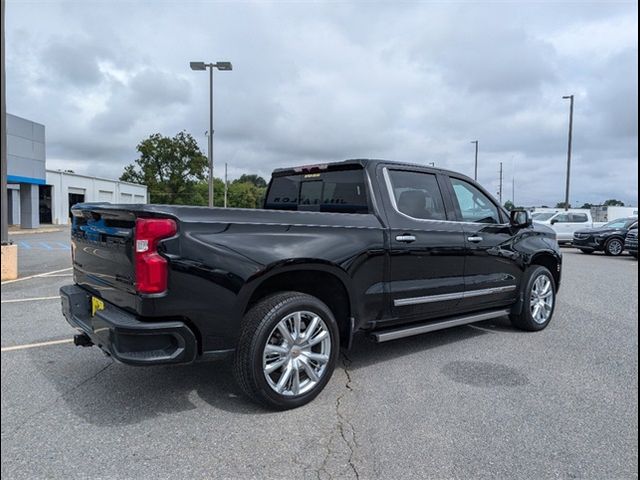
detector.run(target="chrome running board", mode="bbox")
[372,309,510,343]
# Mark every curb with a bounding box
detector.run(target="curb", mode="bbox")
[8,227,67,236]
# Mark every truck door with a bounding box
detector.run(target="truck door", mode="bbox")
[549,212,572,242]
[443,175,521,311]
[379,166,467,323]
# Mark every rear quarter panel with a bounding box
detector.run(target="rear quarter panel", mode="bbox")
[157,210,386,352]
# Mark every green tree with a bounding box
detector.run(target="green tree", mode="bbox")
[193,178,226,206]
[236,174,267,188]
[503,200,515,211]
[603,199,625,207]
[580,202,593,209]
[555,201,571,209]
[228,182,263,209]
[120,132,208,205]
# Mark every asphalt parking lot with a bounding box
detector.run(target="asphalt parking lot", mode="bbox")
[1,230,638,479]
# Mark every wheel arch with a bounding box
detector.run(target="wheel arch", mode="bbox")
[511,251,561,316]
[238,263,355,349]
[529,251,561,288]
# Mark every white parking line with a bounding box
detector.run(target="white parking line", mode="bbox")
[1,338,74,352]
[1,267,72,285]
[1,296,61,304]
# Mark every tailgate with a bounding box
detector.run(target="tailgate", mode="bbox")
[71,205,138,308]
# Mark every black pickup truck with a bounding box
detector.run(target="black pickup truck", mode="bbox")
[61,159,561,409]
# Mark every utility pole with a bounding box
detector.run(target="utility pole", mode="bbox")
[208,65,214,207]
[512,176,515,206]
[562,95,574,211]
[470,140,478,180]
[1,0,16,281]
[224,162,228,208]
[498,162,503,205]
[1,0,8,245]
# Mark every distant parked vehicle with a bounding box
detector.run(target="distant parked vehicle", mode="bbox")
[534,210,605,244]
[624,223,638,259]
[573,217,638,256]
[531,212,558,222]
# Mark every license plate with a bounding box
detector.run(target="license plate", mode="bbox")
[91,297,105,317]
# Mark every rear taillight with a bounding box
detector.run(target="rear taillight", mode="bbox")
[134,218,177,294]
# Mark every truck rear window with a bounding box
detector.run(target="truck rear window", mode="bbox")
[265,168,370,214]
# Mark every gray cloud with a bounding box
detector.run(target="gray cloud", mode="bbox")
[4,0,638,206]
[40,37,108,87]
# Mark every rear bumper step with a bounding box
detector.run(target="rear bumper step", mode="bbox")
[60,284,197,365]
[372,309,511,343]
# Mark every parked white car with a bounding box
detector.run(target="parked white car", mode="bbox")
[533,210,606,244]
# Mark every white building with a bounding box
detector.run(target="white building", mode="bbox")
[43,170,147,225]
[7,113,147,228]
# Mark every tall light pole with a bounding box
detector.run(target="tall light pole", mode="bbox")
[190,60,232,208]
[562,95,574,211]
[1,0,8,244]
[470,140,478,180]
[224,162,228,208]
[498,162,503,205]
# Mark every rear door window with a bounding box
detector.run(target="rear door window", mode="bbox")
[387,170,447,220]
[570,213,589,223]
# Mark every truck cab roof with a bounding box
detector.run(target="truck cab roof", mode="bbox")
[272,158,462,179]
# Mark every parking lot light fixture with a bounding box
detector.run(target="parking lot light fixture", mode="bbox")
[189,60,233,207]
[189,61,207,71]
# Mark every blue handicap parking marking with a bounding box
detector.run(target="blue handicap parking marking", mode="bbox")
[16,240,70,251]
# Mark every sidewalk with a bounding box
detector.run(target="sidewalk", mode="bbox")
[8,225,68,235]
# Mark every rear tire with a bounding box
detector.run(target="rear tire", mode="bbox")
[604,238,624,256]
[233,292,340,410]
[510,266,556,332]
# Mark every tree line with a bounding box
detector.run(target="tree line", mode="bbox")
[120,132,267,208]
[123,132,628,211]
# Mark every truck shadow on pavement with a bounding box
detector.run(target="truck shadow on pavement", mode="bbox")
[29,320,514,425]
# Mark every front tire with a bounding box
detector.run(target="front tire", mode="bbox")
[510,265,556,331]
[233,292,340,410]
[605,237,624,256]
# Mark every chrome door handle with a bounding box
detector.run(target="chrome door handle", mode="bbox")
[467,236,483,243]
[395,234,416,243]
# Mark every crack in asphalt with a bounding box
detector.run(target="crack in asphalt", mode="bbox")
[336,352,360,480]
[314,352,360,480]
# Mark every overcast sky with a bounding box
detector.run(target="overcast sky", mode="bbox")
[5,0,639,206]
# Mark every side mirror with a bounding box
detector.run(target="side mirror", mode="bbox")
[550,218,558,225]
[510,209,532,228]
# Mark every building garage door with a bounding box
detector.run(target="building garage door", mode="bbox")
[98,190,113,202]
[120,193,132,203]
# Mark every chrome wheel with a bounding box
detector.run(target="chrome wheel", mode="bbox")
[262,311,331,397]
[530,274,554,324]
[608,239,623,255]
